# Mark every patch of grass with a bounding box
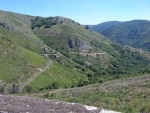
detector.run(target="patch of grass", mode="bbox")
[30,61,88,91]
[0,37,47,83]
[41,75,150,113]
[0,26,44,54]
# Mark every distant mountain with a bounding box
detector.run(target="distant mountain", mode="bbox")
[89,21,120,33]
[101,20,150,51]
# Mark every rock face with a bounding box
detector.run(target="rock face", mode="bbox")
[76,38,91,52]
[68,38,75,48]
[68,37,91,52]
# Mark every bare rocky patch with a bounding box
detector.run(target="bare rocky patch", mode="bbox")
[0,95,102,113]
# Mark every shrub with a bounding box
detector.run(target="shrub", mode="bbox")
[25,85,32,96]
[83,80,90,85]
[71,85,75,88]
[8,84,19,94]
[99,79,103,83]
[81,68,85,72]
[87,73,92,77]
[52,82,59,89]
[0,86,4,94]
[47,84,53,89]
[77,80,84,87]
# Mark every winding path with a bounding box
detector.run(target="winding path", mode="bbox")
[19,60,52,91]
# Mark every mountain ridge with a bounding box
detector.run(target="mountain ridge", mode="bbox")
[101,20,150,51]
[88,21,121,33]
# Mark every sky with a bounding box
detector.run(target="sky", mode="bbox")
[0,0,150,25]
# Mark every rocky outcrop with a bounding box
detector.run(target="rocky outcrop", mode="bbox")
[68,38,91,52]
[76,38,91,52]
[0,22,14,30]
[43,47,51,54]
[68,38,75,48]
[0,95,101,113]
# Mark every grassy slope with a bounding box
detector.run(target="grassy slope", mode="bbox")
[33,17,116,66]
[40,74,150,113]
[1,10,150,98]
[30,16,150,88]
[0,36,47,83]
[33,17,150,73]
[39,20,115,53]
[0,11,49,86]
[0,10,46,54]
[0,11,91,91]
[30,60,88,91]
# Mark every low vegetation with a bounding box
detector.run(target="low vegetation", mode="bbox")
[41,75,150,113]
[29,60,89,91]
[31,16,57,29]
[0,37,47,84]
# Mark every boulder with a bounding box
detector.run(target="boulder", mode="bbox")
[43,47,51,54]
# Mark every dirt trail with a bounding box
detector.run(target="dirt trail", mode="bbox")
[19,60,52,91]
[69,52,105,57]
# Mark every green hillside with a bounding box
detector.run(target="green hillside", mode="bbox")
[1,10,150,94]
[89,21,120,33]
[29,16,150,87]
[41,74,150,113]
[30,60,89,91]
[0,11,92,92]
[0,31,47,84]
[0,11,49,86]
[0,10,47,54]
[101,20,150,51]
[32,16,150,74]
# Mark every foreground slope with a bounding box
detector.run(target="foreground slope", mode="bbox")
[101,20,150,51]
[40,74,150,113]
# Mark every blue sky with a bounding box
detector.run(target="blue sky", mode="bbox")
[1,0,150,24]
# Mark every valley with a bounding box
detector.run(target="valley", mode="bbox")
[0,9,150,113]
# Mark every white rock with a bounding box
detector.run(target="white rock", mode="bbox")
[84,105,98,110]
[100,109,121,113]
